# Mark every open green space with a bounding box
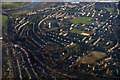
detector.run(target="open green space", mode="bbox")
[70,17,94,24]
[70,28,83,34]
[73,51,106,66]
[81,51,106,64]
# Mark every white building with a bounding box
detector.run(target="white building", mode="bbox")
[49,22,51,28]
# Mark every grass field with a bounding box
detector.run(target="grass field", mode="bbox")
[81,51,106,64]
[70,17,94,24]
[70,28,83,34]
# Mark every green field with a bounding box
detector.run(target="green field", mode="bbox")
[70,28,83,34]
[70,17,94,24]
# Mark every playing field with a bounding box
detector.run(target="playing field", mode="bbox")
[70,17,94,24]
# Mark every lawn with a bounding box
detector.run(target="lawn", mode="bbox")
[70,28,83,34]
[70,17,94,24]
